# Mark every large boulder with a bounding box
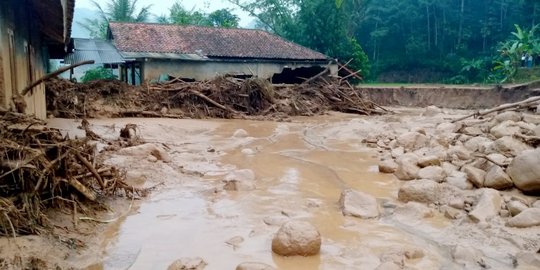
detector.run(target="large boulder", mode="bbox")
[396,132,429,151]
[494,111,522,123]
[451,245,485,269]
[417,166,446,182]
[507,149,540,193]
[493,136,532,156]
[507,200,529,217]
[422,105,443,117]
[463,166,486,188]
[469,188,502,223]
[398,180,464,205]
[484,165,513,190]
[446,171,474,190]
[223,169,256,191]
[506,208,540,228]
[448,145,472,160]
[339,189,379,218]
[464,136,493,153]
[167,257,207,270]
[417,155,441,168]
[394,154,420,181]
[490,120,521,138]
[271,221,321,256]
[236,262,275,270]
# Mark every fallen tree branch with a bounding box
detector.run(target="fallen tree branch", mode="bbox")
[21,60,95,96]
[452,96,540,123]
[75,152,105,189]
[189,89,240,114]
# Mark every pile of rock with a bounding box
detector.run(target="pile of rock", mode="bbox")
[377,109,540,228]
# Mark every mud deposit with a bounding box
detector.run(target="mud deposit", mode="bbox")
[2,110,539,270]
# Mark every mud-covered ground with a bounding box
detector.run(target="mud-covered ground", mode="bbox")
[1,108,539,270]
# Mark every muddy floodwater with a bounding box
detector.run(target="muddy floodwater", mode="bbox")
[43,112,539,270]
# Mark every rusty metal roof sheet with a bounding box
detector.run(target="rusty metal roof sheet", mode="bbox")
[108,22,329,61]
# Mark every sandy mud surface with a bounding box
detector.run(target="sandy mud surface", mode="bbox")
[1,108,539,270]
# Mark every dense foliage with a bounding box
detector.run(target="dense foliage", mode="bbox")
[81,67,117,83]
[231,0,540,83]
[157,2,240,28]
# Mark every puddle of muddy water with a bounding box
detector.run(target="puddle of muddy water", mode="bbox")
[53,117,461,270]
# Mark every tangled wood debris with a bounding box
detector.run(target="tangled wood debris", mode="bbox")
[0,112,145,237]
[46,76,388,119]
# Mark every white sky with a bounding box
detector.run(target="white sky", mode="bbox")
[75,0,254,27]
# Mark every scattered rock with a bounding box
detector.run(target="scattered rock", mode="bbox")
[398,180,464,205]
[451,245,485,269]
[396,132,429,150]
[464,136,493,152]
[446,171,474,190]
[495,111,522,123]
[223,169,256,191]
[271,221,321,256]
[535,125,540,137]
[394,201,434,219]
[339,189,379,219]
[417,155,441,167]
[233,129,249,138]
[436,122,461,134]
[226,236,244,250]
[533,200,540,208]
[448,145,472,160]
[404,248,425,260]
[469,188,502,223]
[506,208,540,228]
[493,136,532,156]
[442,205,462,219]
[422,105,443,117]
[236,262,275,270]
[462,126,484,136]
[117,143,171,163]
[507,200,529,217]
[417,166,445,182]
[490,120,521,138]
[378,159,398,174]
[463,166,486,188]
[507,149,540,193]
[516,252,540,269]
[394,154,420,181]
[484,165,513,190]
[391,147,405,158]
[167,257,207,270]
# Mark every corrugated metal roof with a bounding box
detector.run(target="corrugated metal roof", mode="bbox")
[64,38,125,64]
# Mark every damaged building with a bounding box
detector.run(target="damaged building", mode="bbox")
[106,22,337,85]
[0,0,74,119]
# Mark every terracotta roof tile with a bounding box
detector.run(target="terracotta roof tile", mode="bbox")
[108,22,328,61]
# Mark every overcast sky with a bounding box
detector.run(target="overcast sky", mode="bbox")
[75,0,253,27]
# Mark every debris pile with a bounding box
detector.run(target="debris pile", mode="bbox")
[0,111,143,236]
[45,76,387,119]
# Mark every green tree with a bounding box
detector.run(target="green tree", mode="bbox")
[160,2,240,28]
[79,0,152,39]
[81,67,117,83]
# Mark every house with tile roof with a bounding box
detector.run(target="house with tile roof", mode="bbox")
[0,0,75,118]
[107,22,337,85]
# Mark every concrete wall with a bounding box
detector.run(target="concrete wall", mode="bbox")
[142,59,334,82]
[0,0,48,118]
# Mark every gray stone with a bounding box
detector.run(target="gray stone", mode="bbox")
[495,111,522,123]
[493,136,532,156]
[391,147,405,158]
[484,165,513,190]
[374,262,401,270]
[271,221,321,256]
[533,200,540,208]
[464,136,493,152]
[451,245,485,269]
[469,189,502,223]
[442,205,462,219]
[463,166,486,188]
[506,208,540,228]
[396,132,429,151]
[507,149,540,192]
[490,120,521,138]
[417,155,441,168]
[507,200,528,216]
[236,262,275,270]
[394,154,420,181]
[417,166,446,182]
[233,129,249,138]
[398,180,464,205]
[462,126,484,136]
[379,159,398,174]
[516,252,540,269]
[422,105,443,117]
[448,145,472,160]
[339,189,379,219]
[167,257,207,270]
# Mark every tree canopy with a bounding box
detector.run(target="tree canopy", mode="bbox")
[158,2,240,28]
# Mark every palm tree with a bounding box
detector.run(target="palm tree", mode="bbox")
[79,0,152,39]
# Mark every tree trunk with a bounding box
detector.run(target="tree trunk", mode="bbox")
[457,0,465,48]
[426,3,431,50]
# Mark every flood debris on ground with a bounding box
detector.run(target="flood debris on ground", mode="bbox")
[45,76,388,120]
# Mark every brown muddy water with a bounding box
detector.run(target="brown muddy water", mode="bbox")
[45,113,536,270]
